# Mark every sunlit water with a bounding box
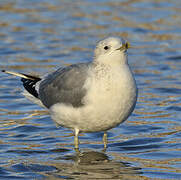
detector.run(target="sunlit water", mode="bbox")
[0,0,181,179]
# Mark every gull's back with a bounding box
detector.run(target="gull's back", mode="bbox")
[38,63,91,108]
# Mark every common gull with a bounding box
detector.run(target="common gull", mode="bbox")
[2,37,138,149]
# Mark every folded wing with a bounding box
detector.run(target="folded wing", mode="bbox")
[38,63,90,108]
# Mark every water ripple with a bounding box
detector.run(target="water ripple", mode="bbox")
[0,0,181,179]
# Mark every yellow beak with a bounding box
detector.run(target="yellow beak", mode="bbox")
[116,42,130,51]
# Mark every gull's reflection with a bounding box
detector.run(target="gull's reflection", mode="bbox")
[53,150,142,179]
[69,150,109,164]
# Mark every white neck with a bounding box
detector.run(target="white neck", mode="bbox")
[94,52,128,67]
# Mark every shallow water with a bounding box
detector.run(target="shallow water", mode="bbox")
[0,0,181,179]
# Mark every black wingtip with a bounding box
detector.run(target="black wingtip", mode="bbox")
[2,70,5,72]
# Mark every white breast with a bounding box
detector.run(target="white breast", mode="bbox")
[50,63,137,133]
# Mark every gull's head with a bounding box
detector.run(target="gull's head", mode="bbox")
[94,37,129,65]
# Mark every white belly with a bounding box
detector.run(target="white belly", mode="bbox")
[50,64,137,132]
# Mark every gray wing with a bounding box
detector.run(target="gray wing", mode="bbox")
[38,63,91,108]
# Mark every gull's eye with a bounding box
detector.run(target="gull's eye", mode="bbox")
[104,46,109,50]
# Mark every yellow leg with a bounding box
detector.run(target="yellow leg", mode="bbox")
[103,132,107,149]
[74,128,79,149]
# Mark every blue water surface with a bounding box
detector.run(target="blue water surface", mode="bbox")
[0,0,181,179]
